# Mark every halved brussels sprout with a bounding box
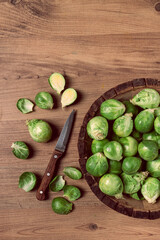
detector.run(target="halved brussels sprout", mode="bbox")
[91,139,109,154]
[122,157,142,175]
[146,158,160,177]
[19,172,37,192]
[99,173,123,199]
[52,197,73,215]
[131,130,142,142]
[103,141,123,161]
[100,99,125,120]
[87,116,108,140]
[48,72,65,94]
[134,109,154,133]
[63,185,81,201]
[130,88,160,109]
[35,91,54,109]
[119,136,138,157]
[154,116,160,135]
[141,177,160,204]
[17,98,34,114]
[113,113,133,137]
[61,88,77,108]
[138,140,158,161]
[86,152,108,177]
[109,160,122,175]
[63,167,82,180]
[49,175,65,192]
[143,131,160,149]
[11,141,29,159]
[123,100,139,116]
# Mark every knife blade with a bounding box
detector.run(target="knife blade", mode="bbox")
[36,110,76,201]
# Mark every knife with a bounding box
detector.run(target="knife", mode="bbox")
[36,109,76,201]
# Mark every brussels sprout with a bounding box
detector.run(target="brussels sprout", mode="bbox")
[134,109,154,133]
[48,72,65,94]
[11,141,29,159]
[122,157,142,175]
[26,119,52,143]
[91,139,109,154]
[52,197,73,215]
[103,141,123,161]
[86,153,108,177]
[61,88,77,108]
[119,136,138,157]
[63,185,81,201]
[99,173,123,199]
[49,176,65,192]
[154,107,160,117]
[143,131,160,149]
[100,99,125,120]
[130,88,160,109]
[131,130,142,142]
[146,158,160,177]
[138,140,158,161]
[154,116,160,135]
[109,160,122,175]
[19,172,37,192]
[141,177,160,204]
[123,100,139,116]
[130,191,144,201]
[113,113,133,137]
[35,91,54,109]
[17,98,34,114]
[63,167,82,180]
[87,116,108,140]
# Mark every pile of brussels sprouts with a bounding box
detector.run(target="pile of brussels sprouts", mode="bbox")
[86,88,160,204]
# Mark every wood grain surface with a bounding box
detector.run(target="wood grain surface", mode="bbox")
[1,0,160,239]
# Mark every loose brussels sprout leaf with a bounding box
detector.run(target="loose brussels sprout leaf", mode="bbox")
[131,130,142,142]
[130,88,160,109]
[103,141,123,161]
[99,173,123,199]
[134,109,154,133]
[146,158,160,177]
[87,116,108,140]
[52,197,73,215]
[119,136,138,157]
[26,119,52,143]
[48,72,65,94]
[86,153,108,177]
[122,157,142,175]
[63,185,81,201]
[19,172,37,192]
[100,99,125,120]
[35,91,54,109]
[49,175,65,192]
[109,160,122,175]
[91,139,109,154]
[141,177,160,204]
[143,131,160,149]
[17,98,34,114]
[11,141,29,159]
[138,140,158,161]
[61,88,77,108]
[130,191,144,201]
[123,100,139,116]
[63,167,82,180]
[154,116,160,135]
[113,113,133,137]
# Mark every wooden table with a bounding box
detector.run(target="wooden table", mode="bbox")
[1,0,160,239]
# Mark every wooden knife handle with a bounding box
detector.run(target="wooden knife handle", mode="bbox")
[36,150,63,201]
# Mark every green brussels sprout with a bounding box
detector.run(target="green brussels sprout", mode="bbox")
[49,176,65,192]
[19,172,37,192]
[63,167,82,180]
[134,109,154,133]
[52,197,73,215]
[35,91,54,109]
[87,116,108,140]
[154,107,160,117]
[143,130,160,149]
[141,177,160,204]
[61,88,77,108]
[109,160,122,175]
[131,130,142,142]
[119,136,138,157]
[48,72,65,94]
[138,140,158,161]
[63,185,81,201]
[123,100,139,116]
[99,173,123,199]
[113,113,133,137]
[122,157,142,175]
[11,141,29,159]
[26,119,52,143]
[16,98,34,114]
[91,139,109,154]
[146,158,160,177]
[86,153,108,177]
[130,88,160,109]
[103,141,123,161]
[154,116,160,135]
[100,99,125,120]
[130,191,144,200]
